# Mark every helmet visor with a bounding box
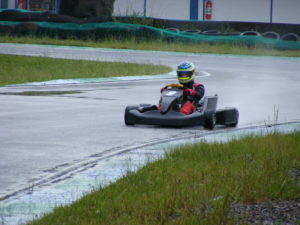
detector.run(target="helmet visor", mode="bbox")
[177,71,193,80]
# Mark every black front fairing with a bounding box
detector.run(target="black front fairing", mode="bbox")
[159,88,183,114]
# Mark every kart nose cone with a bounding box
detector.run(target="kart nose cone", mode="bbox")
[160,96,176,114]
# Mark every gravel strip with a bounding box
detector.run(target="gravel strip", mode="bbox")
[232,199,300,225]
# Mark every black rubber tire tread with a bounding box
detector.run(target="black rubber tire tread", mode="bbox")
[262,31,280,40]
[124,105,139,126]
[204,110,216,129]
[240,31,261,36]
[216,108,239,127]
[281,33,300,41]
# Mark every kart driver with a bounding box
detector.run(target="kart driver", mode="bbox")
[160,62,205,115]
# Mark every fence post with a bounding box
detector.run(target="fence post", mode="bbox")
[270,0,273,23]
[1,0,8,8]
[56,0,60,13]
[144,0,147,17]
[190,0,199,20]
[202,0,205,21]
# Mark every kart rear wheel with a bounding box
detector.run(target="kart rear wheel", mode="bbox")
[216,108,239,127]
[204,110,216,129]
[124,105,138,126]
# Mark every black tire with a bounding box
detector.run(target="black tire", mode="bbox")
[124,105,138,126]
[204,110,216,129]
[240,31,261,36]
[262,31,280,40]
[216,108,239,127]
[228,108,239,127]
[281,33,299,42]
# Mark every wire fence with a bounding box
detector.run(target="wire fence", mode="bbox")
[1,20,300,49]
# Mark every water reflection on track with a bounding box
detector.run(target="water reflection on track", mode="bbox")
[0,122,299,225]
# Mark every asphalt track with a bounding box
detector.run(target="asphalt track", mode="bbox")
[0,44,300,200]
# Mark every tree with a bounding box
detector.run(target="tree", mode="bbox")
[60,0,115,18]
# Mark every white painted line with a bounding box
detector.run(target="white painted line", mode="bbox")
[3,70,211,88]
[198,70,211,77]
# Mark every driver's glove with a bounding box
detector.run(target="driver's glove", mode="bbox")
[183,88,197,97]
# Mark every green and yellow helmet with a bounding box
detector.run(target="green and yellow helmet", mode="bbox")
[176,62,196,84]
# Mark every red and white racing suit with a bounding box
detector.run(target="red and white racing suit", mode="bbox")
[160,81,205,115]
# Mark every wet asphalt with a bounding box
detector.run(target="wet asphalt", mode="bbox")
[0,44,300,199]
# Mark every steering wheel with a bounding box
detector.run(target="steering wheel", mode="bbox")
[164,84,184,89]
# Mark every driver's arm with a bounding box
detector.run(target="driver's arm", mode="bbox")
[194,83,205,100]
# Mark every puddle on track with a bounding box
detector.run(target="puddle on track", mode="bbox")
[0,122,300,225]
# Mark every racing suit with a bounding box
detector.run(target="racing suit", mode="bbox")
[160,81,205,115]
[180,81,205,115]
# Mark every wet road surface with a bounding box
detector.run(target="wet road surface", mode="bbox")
[0,44,300,199]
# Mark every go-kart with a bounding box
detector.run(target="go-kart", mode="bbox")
[124,84,239,129]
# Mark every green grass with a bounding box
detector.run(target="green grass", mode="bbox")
[0,54,172,86]
[28,132,300,225]
[1,35,300,57]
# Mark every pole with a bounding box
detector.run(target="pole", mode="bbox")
[270,0,273,23]
[56,0,61,13]
[0,0,7,8]
[190,0,199,20]
[144,0,147,17]
[203,0,205,21]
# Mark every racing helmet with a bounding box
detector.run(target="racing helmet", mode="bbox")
[176,62,196,84]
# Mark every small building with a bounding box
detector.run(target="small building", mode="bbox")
[0,0,58,11]
[113,0,300,24]
[1,0,300,24]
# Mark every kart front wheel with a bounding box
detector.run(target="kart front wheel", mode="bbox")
[124,105,138,126]
[204,110,216,129]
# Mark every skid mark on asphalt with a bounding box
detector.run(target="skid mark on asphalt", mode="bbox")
[0,125,237,201]
[1,122,299,225]
[0,129,207,200]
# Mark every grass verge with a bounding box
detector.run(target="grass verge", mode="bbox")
[28,132,300,225]
[0,54,172,86]
[1,35,300,57]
